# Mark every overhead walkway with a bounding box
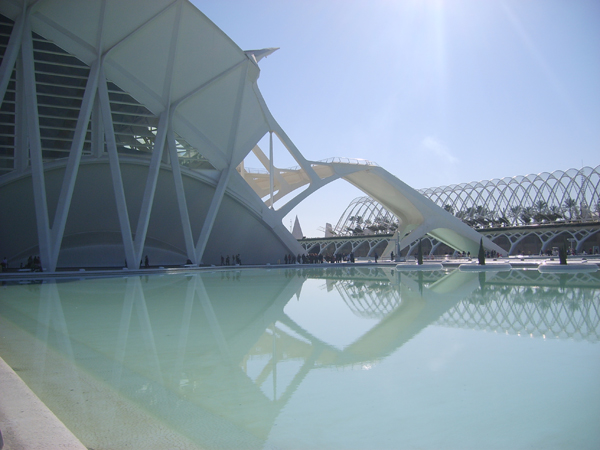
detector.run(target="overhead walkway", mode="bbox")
[241,157,504,256]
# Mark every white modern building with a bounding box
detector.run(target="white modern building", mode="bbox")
[0,0,501,271]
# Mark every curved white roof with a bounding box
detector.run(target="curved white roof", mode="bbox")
[1,0,271,171]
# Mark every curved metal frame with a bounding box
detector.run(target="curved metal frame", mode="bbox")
[336,166,600,237]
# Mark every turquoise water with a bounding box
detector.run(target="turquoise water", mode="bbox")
[1,267,599,449]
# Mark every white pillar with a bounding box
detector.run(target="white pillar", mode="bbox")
[21,18,52,271]
[0,9,25,105]
[49,61,101,270]
[132,109,169,265]
[194,166,233,263]
[167,129,196,263]
[269,131,274,208]
[14,55,28,172]
[98,71,136,269]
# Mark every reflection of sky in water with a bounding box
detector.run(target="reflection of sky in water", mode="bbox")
[0,268,599,450]
[270,325,600,449]
[283,279,381,350]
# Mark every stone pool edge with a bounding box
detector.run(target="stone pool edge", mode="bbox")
[0,356,87,450]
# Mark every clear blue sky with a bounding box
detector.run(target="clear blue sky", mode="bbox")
[193,0,600,237]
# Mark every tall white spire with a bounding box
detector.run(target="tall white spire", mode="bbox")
[292,216,304,239]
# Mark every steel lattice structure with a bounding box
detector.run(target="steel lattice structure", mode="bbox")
[335,166,600,235]
[421,165,600,227]
[333,196,398,236]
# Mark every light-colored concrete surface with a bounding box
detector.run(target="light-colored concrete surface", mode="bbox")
[0,356,87,450]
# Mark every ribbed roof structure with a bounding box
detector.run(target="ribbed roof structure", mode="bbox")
[335,166,600,235]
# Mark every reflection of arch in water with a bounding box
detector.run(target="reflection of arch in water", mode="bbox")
[480,269,600,289]
[333,279,402,318]
[435,283,600,342]
[0,272,305,447]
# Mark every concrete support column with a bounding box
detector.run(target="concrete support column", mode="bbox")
[21,17,52,271]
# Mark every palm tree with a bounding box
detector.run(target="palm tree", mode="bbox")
[547,205,563,222]
[521,206,534,224]
[478,238,485,265]
[563,198,577,221]
[509,206,521,226]
[533,200,548,223]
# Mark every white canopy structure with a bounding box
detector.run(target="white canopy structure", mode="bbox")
[0,0,501,271]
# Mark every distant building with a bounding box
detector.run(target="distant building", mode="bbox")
[292,216,304,239]
[331,166,600,255]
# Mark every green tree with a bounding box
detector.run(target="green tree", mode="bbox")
[559,244,567,265]
[478,238,486,265]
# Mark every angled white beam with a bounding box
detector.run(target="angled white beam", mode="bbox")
[226,61,249,163]
[91,0,106,159]
[0,7,25,105]
[21,17,52,271]
[167,128,196,262]
[195,275,232,361]
[14,55,28,172]
[194,61,249,263]
[132,109,169,265]
[112,277,136,387]
[131,277,165,386]
[194,166,233,263]
[250,144,287,189]
[102,0,178,58]
[269,131,274,208]
[131,0,181,265]
[175,274,197,374]
[49,60,101,270]
[274,173,334,219]
[171,59,247,109]
[91,94,103,158]
[97,69,136,269]
[251,82,319,182]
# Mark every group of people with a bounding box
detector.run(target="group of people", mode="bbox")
[17,255,42,271]
[329,252,357,263]
[282,252,357,264]
[221,254,242,266]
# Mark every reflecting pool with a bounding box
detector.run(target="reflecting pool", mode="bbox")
[1,267,599,449]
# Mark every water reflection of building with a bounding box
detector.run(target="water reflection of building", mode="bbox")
[0,268,598,448]
[434,272,600,342]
